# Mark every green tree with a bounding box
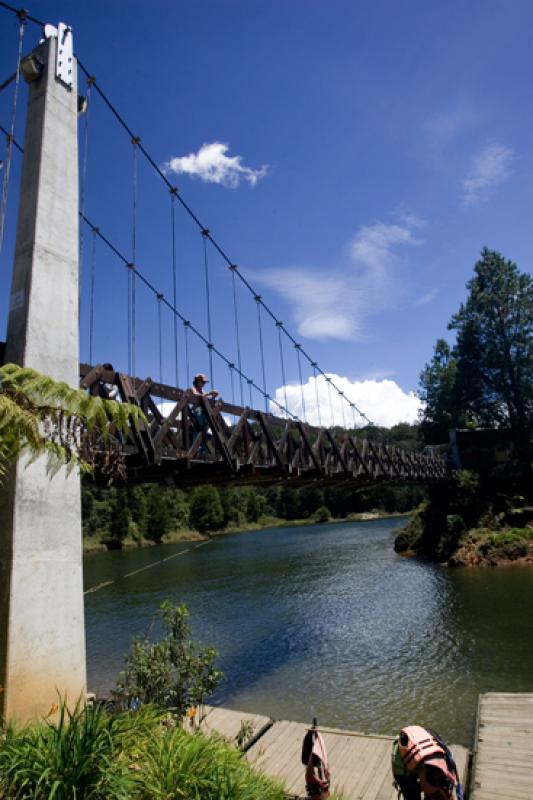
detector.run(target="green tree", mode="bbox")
[113,601,222,714]
[145,487,173,543]
[277,485,300,520]
[450,249,533,451]
[298,485,324,517]
[108,489,131,544]
[189,485,224,532]
[245,489,262,522]
[127,485,147,532]
[419,339,464,444]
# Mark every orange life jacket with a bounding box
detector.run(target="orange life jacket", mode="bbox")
[397,726,458,799]
[397,725,446,771]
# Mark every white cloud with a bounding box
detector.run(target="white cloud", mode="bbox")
[256,220,423,341]
[462,143,514,205]
[162,142,268,188]
[270,373,422,428]
[394,207,428,229]
[416,288,439,306]
[423,104,479,152]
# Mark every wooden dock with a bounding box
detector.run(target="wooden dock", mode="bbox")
[470,692,533,800]
[196,707,469,799]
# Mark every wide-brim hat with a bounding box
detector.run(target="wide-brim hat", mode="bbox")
[194,373,209,383]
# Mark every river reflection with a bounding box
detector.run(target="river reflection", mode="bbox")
[84,518,533,746]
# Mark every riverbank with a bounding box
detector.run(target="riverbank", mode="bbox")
[83,510,408,554]
[394,489,533,567]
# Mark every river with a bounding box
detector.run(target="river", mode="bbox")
[84,517,533,746]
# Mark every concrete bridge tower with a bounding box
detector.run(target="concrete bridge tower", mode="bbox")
[0,27,86,722]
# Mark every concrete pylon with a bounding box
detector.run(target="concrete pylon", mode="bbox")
[0,32,86,722]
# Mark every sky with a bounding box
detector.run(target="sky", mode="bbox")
[0,0,532,427]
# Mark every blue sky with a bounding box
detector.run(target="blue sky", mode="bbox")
[1,0,532,426]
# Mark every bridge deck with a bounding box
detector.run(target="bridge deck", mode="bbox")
[79,363,449,487]
[196,706,469,799]
[470,692,533,800]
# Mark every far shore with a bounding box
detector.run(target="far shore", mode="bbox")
[83,510,409,555]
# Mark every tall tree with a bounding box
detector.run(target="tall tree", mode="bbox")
[450,249,532,450]
[419,339,464,444]
[189,485,224,533]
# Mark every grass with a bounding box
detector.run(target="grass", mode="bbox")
[0,701,287,799]
[485,527,533,548]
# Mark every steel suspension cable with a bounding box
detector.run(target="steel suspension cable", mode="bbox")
[0,107,295,420]
[247,378,253,409]
[78,212,295,419]
[88,226,98,365]
[295,344,306,422]
[255,295,268,411]
[230,265,244,406]
[170,189,179,387]
[0,2,43,26]
[201,229,214,384]
[72,54,373,427]
[0,2,373,426]
[276,321,289,417]
[0,12,25,258]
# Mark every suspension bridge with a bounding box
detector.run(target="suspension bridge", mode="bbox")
[0,8,448,722]
[1,5,447,488]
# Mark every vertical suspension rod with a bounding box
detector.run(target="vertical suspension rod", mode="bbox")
[277,321,289,417]
[130,135,140,376]
[88,227,98,365]
[312,363,321,427]
[295,344,306,422]
[157,293,164,390]
[183,320,190,389]
[202,228,214,384]
[255,295,268,411]
[230,264,244,406]
[78,77,94,309]
[170,188,179,387]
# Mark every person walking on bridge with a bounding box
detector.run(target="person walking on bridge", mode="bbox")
[190,373,218,455]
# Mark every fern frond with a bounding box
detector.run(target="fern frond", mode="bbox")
[0,363,144,484]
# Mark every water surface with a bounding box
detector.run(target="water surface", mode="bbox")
[84,518,533,745]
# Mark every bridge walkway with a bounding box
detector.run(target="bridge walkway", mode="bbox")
[81,363,449,487]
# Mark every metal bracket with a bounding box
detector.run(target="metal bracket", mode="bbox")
[44,22,73,88]
[56,23,74,88]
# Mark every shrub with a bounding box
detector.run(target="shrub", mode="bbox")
[312,505,332,523]
[112,601,222,715]
[137,726,286,800]
[0,699,138,799]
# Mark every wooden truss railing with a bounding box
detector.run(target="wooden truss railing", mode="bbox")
[80,364,450,487]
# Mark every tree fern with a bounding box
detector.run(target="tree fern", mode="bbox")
[0,363,142,484]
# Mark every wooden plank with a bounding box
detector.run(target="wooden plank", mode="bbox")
[471,693,533,800]
[192,705,272,749]
[247,717,468,800]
